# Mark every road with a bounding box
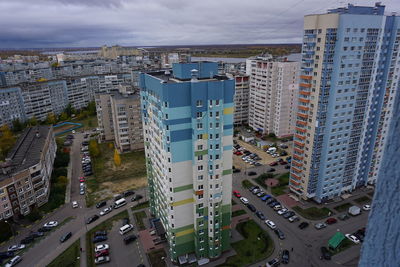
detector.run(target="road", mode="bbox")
[231,162,368,267]
[0,131,149,267]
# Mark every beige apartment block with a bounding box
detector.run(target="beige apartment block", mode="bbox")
[246,56,299,138]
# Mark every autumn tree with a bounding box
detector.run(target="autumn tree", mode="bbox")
[12,119,25,133]
[0,125,16,160]
[27,116,38,126]
[89,139,100,158]
[45,112,57,125]
[114,149,121,167]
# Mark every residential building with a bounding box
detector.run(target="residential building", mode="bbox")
[0,87,26,126]
[246,55,299,137]
[0,126,56,220]
[289,3,400,203]
[99,45,142,59]
[140,62,234,262]
[95,89,143,152]
[226,73,250,126]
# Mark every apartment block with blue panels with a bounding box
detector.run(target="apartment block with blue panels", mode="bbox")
[290,3,400,203]
[139,62,234,263]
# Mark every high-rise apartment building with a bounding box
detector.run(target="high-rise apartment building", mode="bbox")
[226,73,250,126]
[0,126,56,220]
[95,89,143,152]
[0,87,26,126]
[246,56,299,137]
[289,3,400,203]
[140,62,234,262]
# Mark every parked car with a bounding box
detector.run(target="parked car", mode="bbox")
[284,165,291,169]
[269,161,278,166]
[94,256,110,264]
[43,221,58,228]
[274,229,285,240]
[100,207,112,216]
[95,244,109,252]
[345,234,360,244]
[20,237,34,245]
[298,222,309,229]
[232,190,241,198]
[266,198,276,204]
[362,204,371,211]
[93,235,107,243]
[273,204,282,211]
[7,245,25,252]
[87,215,100,224]
[247,204,256,212]
[255,211,265,220]
[283,211,295,219]
[256,191,265,197]
[248,171,257,176]
[124,234,137,244]
[261,194,271,201]
[60,232,72,243]
[0,251,14,260]
[122,217,130,225]
[279,161,288,165]
[28,232,44,238]
[96,201,107,209]
[314,223,327,230]
[338,214,350,221]
[37,227,51,233]
[131,195,143,201]
[281,249,290,264]
[288,215,299,223]
[277,208,288,215]
[95,249,109,258]
[240,197,249,204]
[320,246,331,260]
[267,168,276,172]
[325,218,337,225]
[265,220,276,229]
[249,186,259,192]
[233,168,241,173]
[72,201,79,208]
[266,258,280,267]
[123,190,135,197]
[5,255,22,267]
[94,231,107,237]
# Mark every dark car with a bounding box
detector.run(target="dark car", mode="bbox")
[123,190,135,197]
[86,215,100,224]
[298,222,309,229]
[60,232,72,243]
[267,258,280,267]
[248,171,257,176]
[0,251,14,260]
[247,204,256,212]
[131,195,143,201]
[255,211,265,220]
[95,249,109,258]
[284,165,291,169]
[279,161,288,165]
[96,201,107,209]
[280,151,288,156]
[20,236,34,245]
[283,211,295,219]
[274,229,285,240]
[325,218,337,225]
[266,198,276,204]
[94,231,107,237]
[269,201,280,207]
[37,227,51,233]
[249,186,259,192]
[320,246,331,260]
[29,232,44,238]
[267,168,276,172]
[84,171,93,176]
[93,235,107,243]
[233,168,241,173]
[82,141,89,146]
[281,249,290,264]
[122,217,130,225]
[124,234,137,244]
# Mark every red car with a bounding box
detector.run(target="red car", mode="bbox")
[326,218,337,225]
[95,249,109,258]
[269,161,278,166]
[79,177,85,182]
[279,161,288,165]
[232,190,241,198]
[235,151,243,156]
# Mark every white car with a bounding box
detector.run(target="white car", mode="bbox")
[43,221,58,228]
[277,208,288,215]
[363,204,371,211]
[240,197,249,205]
[95,256,110,264]
[72,201,78,208]
[5,256,22,267]
[100,207,112,216]
[95,244,109,253]
[273,205,282,211]
[265,220,276,229]
[345,234,360,244]
[7,244,25,252]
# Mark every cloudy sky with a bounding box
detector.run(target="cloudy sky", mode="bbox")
[0,0,399,48]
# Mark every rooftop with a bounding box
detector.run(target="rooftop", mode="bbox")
[0,126,51,181]
[144,70,230,84]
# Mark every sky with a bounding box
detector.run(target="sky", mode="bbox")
[0,0,399,48]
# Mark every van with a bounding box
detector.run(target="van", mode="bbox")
[267,147,277,154]
[114,198,127,209]
[119,224,134,235]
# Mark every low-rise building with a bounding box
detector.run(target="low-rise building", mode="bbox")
[0,126,56,220]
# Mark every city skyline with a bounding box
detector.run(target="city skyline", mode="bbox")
[1,0,399,48]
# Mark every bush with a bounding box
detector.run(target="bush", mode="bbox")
[53,151,70,168]
[0,221,13,242]
[24,208,42,222]
[242,179,253,189]
[52,168,67,178]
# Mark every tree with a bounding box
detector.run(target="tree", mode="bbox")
[27,116,38,126]
[64,103,75,117]
[114,149,121,167]
[12,119,25,133]
[0,125,16,160]
[45,112,57,125]
[89,139,100,158]
[87,101,96,116]
[59,112,69,122]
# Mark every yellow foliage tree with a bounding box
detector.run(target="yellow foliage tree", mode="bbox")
[108,143,114,149]
[89,139,100,158]
[114,149,121,167]
[0,125,16,160]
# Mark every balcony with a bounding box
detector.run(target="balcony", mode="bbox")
[298,105,309,112]
[294,147,304,154]
[293,140,305,147]
[300,82,312,88]
[292,166,302,173]
[297,112,308,119]
[299,97,310,104]
[290,172,302,180]
[299,90,311,96]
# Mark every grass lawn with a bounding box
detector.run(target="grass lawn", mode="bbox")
[241,179,253,189]
[220,220,274,267]
[148,249,167,267]
[330,239,355,255]
[86,142,147,207]
[86,210,128,267]
[232,210,246,217]
[333,203,352,212]
[48,239,80,267]
[271,172,290,196]
[293,206,332,220]
[134,211,147,231]
[254,174,270,190]
[131,200,149,211]
[70,114,98,131]
[354,196,371,204]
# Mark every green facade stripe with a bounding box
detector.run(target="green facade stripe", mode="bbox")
[222,169,232,175]
[194,149,208,156]
[174,240,195,259]
[171,224,194,234]
[221,204,231,213]
[173,184,193,193]
[175,231,195,245]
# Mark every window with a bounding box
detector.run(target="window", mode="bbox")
[216,133,219,139]
[198,175,203,180]
[215,154,219,160]
[198,155,203,161]
[198,165,204,171]
[197,134,203,140]
[209,123,213,128]
[196,112,202,118]
[197,145,203,150]
[197,123,203,129]
[198,194,204,199]
[216,111,220,117]
[196,100,203,107]
[198,185,203,190]
[216,100,220,105]
[215,122,220,128]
